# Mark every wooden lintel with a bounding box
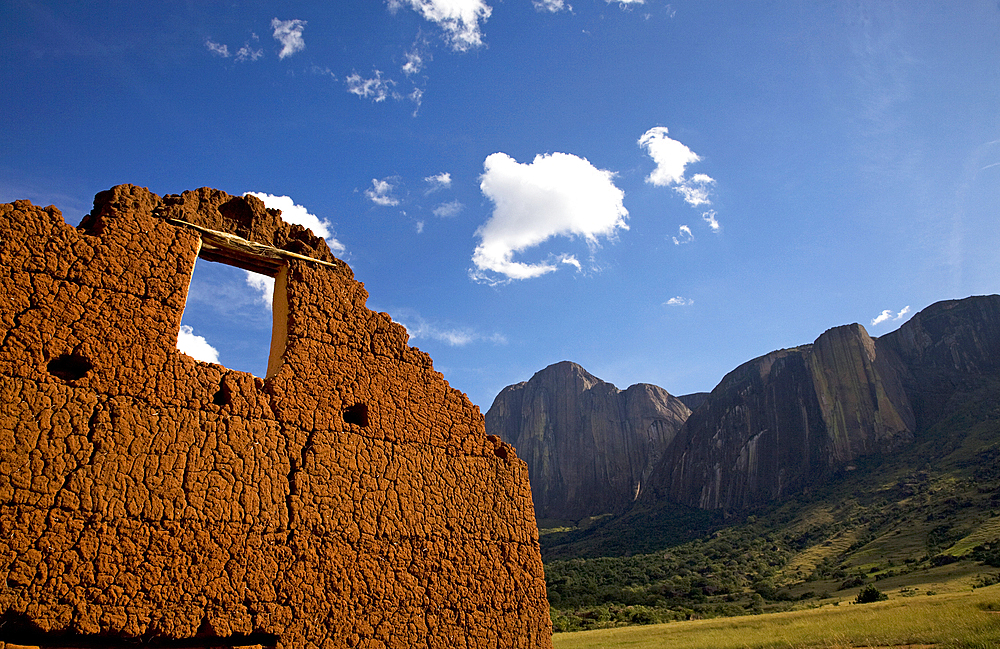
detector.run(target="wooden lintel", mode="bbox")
[167,218,340,272]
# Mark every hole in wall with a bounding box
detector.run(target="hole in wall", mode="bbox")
[344,404,369,427]
[177,255,287,378]
[47,354,93,381]
[212,384,230,406]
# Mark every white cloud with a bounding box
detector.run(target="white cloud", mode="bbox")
[534,0,571,12]
[665,296,693,306]
[409,88,424,115]
[560,255,581,270]
[638,126,701,187]
[176,325,220,363]
[675,173,715,207]
[433,200,463,218]
[271,18,306,59]
[871,305,911,326]
[346,70,397,102]
[702,209,720,232]
[871,309,893,326]
[205,40,230,57]
[472,151,628,283]
[245,192,346,254]
[235,43,263,62]
[425,172,452,192]
[672,224,693,245]
[245,273,275,310]
[403,48,425,75]
[393,0,492,51]
[310,65,337,79]
[609,0,645,4]
[365,178,400,206]
[640,126,721,229]
[395,310,507,346]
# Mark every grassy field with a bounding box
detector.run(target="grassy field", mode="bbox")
[542,379,1000,632]
[552,582,1000,649]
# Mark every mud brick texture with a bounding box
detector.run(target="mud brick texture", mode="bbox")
[0,185,552,649]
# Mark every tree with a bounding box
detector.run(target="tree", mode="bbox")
[855,584,888,604]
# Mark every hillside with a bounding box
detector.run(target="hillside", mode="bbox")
[486,295,1000,631]
[542,370,1000,629]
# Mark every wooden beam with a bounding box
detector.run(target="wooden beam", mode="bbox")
[166,218,340,275]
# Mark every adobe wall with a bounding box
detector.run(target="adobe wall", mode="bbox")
[0,185,552,649]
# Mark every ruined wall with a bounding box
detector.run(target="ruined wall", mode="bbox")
[0,185,552,649]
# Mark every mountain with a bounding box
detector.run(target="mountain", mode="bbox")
[648,295,1000,511]
[489,295,1000,522]
[526,296,1000,632]
[877,294,1000,428]
[485,361,690,522]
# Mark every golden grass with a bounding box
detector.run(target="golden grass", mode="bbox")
[780,530,858,583]
[948,516,1000,557]
[552,584,1000,649]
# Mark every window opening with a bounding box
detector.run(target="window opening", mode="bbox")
[176,248,288,379]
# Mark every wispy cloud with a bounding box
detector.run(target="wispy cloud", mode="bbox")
[702,210,720,232]
[472,151,628,283]
[639,126,722,233]
[403,47,426,75]
[366,178,400,206]
[205,39,230,57]
[665,296,693,306]
[534,0,571,12]
[245,192,346,254]
[871,305,911,326]
[176,325,220,363]
[206,37,264,63]
[390,0,492,52]
[346,70,397,102]
[235,42,263,62]
[674,173,715,207]
[393,310,507,346]
[433,200,463,218]
[607,0,645,6]
[408,88,424,114]
[271,18,306,59]
[425,172,452,192]
[672,224,693,245]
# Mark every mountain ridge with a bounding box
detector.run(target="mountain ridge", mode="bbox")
[487,294,1000,519]
[486,360,691,521]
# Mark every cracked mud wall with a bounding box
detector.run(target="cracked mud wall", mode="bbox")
[0,185,552,649]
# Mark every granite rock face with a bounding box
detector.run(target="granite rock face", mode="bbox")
[651,297,1000,511]
[486,361,690,522]
[0,186,552,648]
[877,295,1000,427]
[650,323,915,511]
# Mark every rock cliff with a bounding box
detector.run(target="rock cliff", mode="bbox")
[0,186,552,649]
[486,361,690,522]
[877,295,1000,427]
[651,323,914,510]
[652,296,1000,511]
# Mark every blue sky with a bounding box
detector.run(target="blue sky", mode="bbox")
[4,1,999,411]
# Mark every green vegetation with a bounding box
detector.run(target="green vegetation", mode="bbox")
[854,584,887,603]
[543,377,1000,632]
[551,584,1000,649]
